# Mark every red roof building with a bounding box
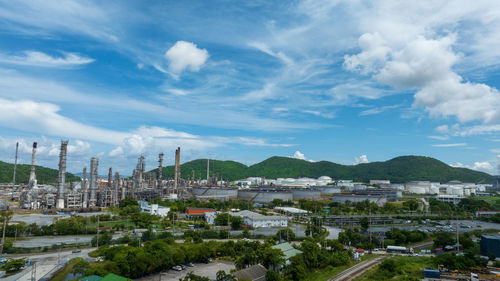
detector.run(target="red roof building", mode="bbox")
[186,207,215,216]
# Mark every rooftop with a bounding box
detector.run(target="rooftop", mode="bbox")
[271,242,302,260]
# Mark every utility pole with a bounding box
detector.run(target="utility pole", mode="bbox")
[96,216,100,248]
[0,216,7,256]
[11,142,18,188]
[31,262,36,281]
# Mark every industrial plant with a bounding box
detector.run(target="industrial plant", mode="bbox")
[1,140,498,212]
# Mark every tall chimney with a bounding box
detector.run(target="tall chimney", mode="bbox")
[158,153,164,188]
[174,147,180,190]
[56,140,68,209]
[206,158,210,183]
[82,167,88,208]
[11,142,18,188]
[114,172,120,206]
[108,167,112,188]
[89,157,99,206]
[28,142,38,189]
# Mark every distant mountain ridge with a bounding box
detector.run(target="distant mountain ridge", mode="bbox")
[151,155,493,184]
[1,155,492,185]
[0,161,80,184]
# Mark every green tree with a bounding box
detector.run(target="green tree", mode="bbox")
[119,196,139,209]
[276,228,295,242]
[360,217,369,232]
[433,232,456,249]
[3,258,25,272]
[215,213,231,226]
[259,248,285,269]
[230,216,244,230]
[266,270,282,281]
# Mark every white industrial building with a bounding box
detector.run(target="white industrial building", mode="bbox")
[139,201,170,217]
[231,210,288,228]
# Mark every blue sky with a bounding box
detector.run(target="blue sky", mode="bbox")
[0,0,499,176]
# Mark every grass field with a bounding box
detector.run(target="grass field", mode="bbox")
[87,219,135,228]
[353,256,434,281]
[302,254,379,281]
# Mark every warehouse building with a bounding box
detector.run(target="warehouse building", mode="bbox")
[480,235,500,258]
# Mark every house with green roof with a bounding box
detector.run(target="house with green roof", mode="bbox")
[271,242,302,264]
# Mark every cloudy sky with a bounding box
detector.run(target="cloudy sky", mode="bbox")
[0,0,499,176]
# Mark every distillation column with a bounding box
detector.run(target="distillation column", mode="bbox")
[82,167,88,208]
[89,157,98,207]
[28,142,38,189]
[56,140,68,209]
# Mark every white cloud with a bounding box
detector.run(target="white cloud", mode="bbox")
[343,2,500,125]
[108,146,124,157]
[435,125,449,134]
[354,155,369,164]
[451,124,500,137]
[165,41,209,74]
[453,161,496,174]
[0,51,94,67]
[432,143,466,147]
[0,98,128,144]
[290,150,315,162]
[359,104,401,116]
[427,135,449,141]
[292,151,306,160]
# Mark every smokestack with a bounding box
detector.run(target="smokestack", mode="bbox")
[28,142,37,189]
[174,147,180,190]
[206,158,210,183]
[108,167,112,188]
[89,157,99,206]
[11,142,18,188]
[82,167,88,208]
[158,153,164,188]
[114,172,120,206]
[56,140,68,209]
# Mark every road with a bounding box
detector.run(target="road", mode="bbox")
[2,248,95,281]
[329,256,385,281]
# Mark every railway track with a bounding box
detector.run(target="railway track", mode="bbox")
[329,256,385,281]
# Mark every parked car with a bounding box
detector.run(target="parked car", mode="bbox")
[187,262,194,267]
[180,265,186,270]
[172,266,182,271]
[72,249,81,253]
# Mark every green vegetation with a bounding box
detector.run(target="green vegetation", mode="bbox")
[51,257,88,281]
[0,160,80,184]
[354,256,434,281]
[149,156,493,183]
[1,258,26,273]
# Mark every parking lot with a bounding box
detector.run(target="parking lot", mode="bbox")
[136,260,235,281]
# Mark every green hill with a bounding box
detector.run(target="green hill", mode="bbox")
[0,161,80,184]
[153,155,493,183]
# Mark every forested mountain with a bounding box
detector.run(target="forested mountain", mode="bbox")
[0,161,80,184]
[151,155,493,183]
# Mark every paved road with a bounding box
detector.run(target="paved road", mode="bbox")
[136,261,235,281]
[2,248,95,281]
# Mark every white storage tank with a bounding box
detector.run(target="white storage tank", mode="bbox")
[409,187,427,194]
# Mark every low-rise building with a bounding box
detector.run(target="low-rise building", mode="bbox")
[332,194,387,206]
[436,195,464,204]
[480,235,500,258]
[274,206,309,216]
[271,242,302,264]
[232,210,288,228]
[139,201,170,217]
